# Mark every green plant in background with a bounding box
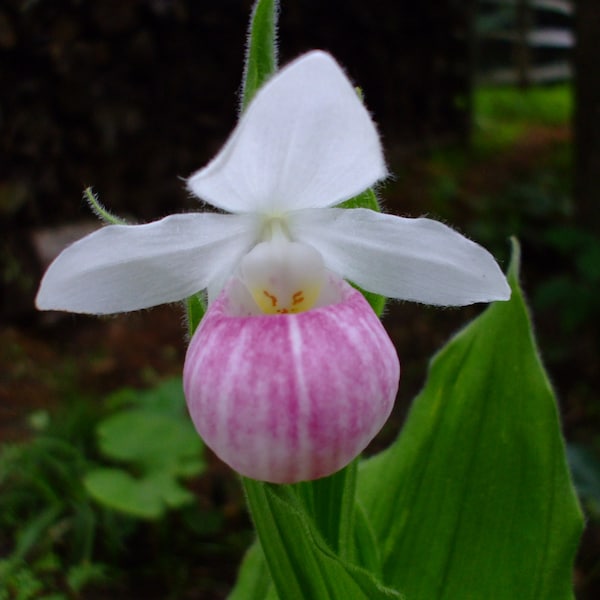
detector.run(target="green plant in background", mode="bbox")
[84,378,205,520]
[0,407,116,598]
[0,378,206,597]
[474,84,572,152]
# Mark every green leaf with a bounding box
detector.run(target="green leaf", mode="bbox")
[14,505,63,561]
[96,410,203,475]
[104,377,187,414]
[337,187,380,212]
[241,0,279,111]
[293,460,357,559]
[353,502,383,578]
[242,479,402,600]
[185,293,206,337]
[83,468,161,519]
[230,463,360,598]
[66,562,108,593]
[83,468,195,520]
[88,387,204,518]
[228,542,276,600]
[358,240,583,599]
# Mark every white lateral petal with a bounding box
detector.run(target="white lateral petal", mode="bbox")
[36,213,260,314]
[187,51,386,213]
[288,208,511,306]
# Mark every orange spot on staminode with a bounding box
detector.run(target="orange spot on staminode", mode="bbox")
[292,290,304,306]
[263,290,278,307]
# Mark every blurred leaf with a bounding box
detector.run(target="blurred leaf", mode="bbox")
[0,558,44,600]
[96,409,203,475]
[83,468,195,520]
[87,379,204,518]
[14,505,63,560]
[83,468,162,519]
[358,239,583,599]
[66,562,108,593]
[104,377,187,415]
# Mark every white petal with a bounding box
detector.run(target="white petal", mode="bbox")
[187,51,386,213]
[288,208,511,306]
[36,213,260,314]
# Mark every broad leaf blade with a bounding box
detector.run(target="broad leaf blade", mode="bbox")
[358,241,583,599]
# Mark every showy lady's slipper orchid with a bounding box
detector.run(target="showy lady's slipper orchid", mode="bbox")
[36,51,510,483]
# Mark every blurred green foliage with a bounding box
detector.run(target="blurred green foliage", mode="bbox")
[84,379,205,520]
[474,84,572,151]
[0,378,211,598]
[0,402,119,597]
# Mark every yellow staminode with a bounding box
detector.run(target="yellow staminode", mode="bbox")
[252,282,323,315]
[241,236,326,315]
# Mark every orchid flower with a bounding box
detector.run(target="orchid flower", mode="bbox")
[36,51,510,483]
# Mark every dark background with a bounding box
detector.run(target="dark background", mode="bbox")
[0,0,472,229]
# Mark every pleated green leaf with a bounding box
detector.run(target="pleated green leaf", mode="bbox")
[242,479,402,600]
[358,240,583,599]
[230,463,361,599]
[292,460,357,559]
